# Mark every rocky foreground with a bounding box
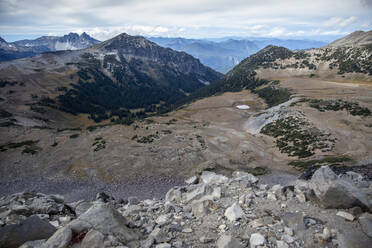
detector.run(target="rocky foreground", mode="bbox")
[0,166,372,248]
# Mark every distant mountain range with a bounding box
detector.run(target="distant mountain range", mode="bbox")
[0,32,99,62]
[0,33,221,123]
[148,37,327,73]
[1,32,328,72]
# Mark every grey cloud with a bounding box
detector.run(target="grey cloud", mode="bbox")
[0,0,370,39]
[361,0,372,8]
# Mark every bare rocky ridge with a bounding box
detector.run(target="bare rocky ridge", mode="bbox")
[0,166,371,248]
[328,30,372,47]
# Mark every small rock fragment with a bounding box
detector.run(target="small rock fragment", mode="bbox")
[336,211,355,221]
[250,233,266,248]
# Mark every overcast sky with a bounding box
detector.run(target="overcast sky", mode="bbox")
[0,0,371,42]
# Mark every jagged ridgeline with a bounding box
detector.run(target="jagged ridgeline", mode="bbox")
[37,33,222,122]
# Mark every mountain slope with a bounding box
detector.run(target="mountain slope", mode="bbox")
[168,31,372,115]
[0,36,41,62]
[0,33,100,62]
[0,33,222,124]
[328,30,372,47]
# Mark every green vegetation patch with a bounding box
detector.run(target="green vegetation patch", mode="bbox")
[0,140,39,153]
[261,116,335,158]
[252,85,292,108]
[22,145,42,155]
[0,109,12,118]
[288,156,351,170]
[0,80,18,88]
[0,121,16,127]
[196,134,208,150]
[246,166,269,176]
[92,137,106,152]
[57,127,82,132]
[69,134,80,139]
[309,99,371,117]
[86,124,111,132]
[133,134,160,144]
[30,106,47,114]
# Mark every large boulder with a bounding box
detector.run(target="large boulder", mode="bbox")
[359,213,372,238]
[72,203,140,243]
[43,203,140,247]
[0,216,56,248]
[42,226,72,248]
[309,166,371,210]
[200,171,229,184]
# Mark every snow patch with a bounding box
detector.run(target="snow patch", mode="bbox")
[198,79,210,85]
[55,41,78,51]
[236,105,250,110]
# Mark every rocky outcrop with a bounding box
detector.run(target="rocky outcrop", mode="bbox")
[0,166,371,247]
[309,166,371,211]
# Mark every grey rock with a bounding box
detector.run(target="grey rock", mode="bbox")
[73,201,93,216]
[140,237,155,248]
[185,176,198,184]
[249,233,266,248]
[184,184,206,202]
[0,215,56,248]
[80,229,105,248]
[200,235,214,243]
[67,220,91,233]
[150,227,170,243]
[276,240,289,248]
[284,227,294,236]
[173,241,183,248]
[350,206,363,217]
[309,166,371,210]
[336,211,355,221]
[155,243,171,248]
[281,212,306,233]
[96,192,111,202]
[74,203,139,243]
[216,234,242,248]
[155,214,169,226]
[359,213,372,238]
[19,239,45,248]
[338,229,372,248]
[165,187,182,203]
[200,171,228,184]
[127,196,139,205]
[232,171,258,184]
[224,202,244,221]
[43,226,72,248]
[191,200,213,216]
[29,198,59,214]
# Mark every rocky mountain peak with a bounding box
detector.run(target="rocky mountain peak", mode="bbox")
[97,32,154,51]
[0,36,7,43]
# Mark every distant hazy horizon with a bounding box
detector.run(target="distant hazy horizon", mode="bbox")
[1,0,371,42]
[1,33,345,43]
